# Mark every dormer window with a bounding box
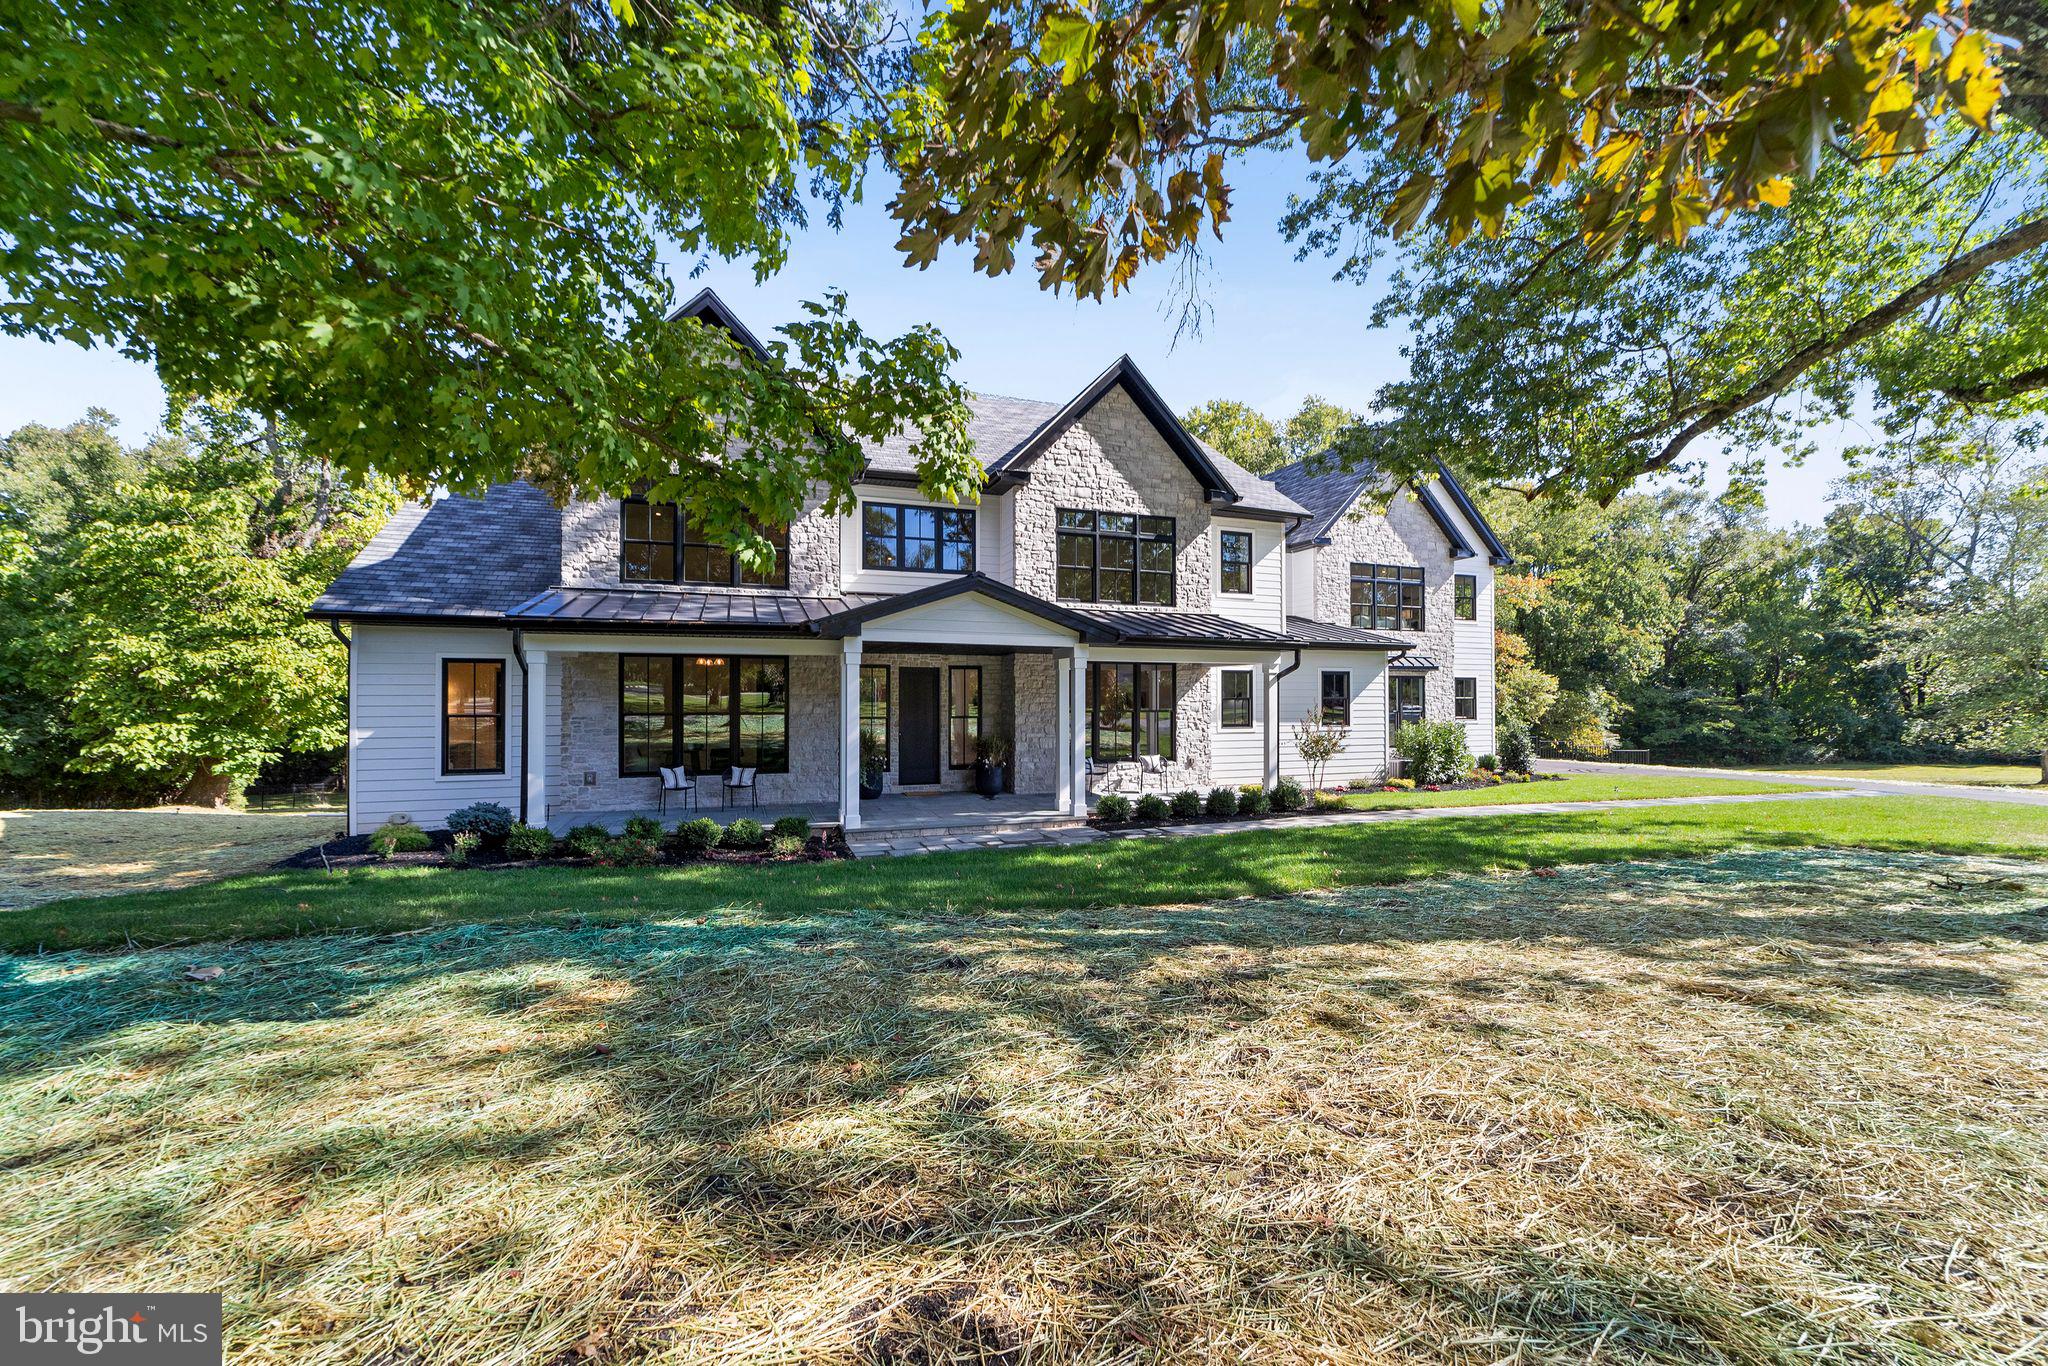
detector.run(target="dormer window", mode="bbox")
[620,499,786,587]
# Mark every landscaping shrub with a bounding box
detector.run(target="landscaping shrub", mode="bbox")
[446,830,482,866]
[622,815,664,843]
[769,834,806,858]
[503,823,553,860]
[1269,776,1305,812]
[444,801,514,845]
[1498,721,1536,774]
[1237,786,1271,816]
[1312,791,1345,812]
[1094,793,1132,823]
[723,818,766,850]
[665,817,721,858]
[1385,776,1416,791]
[770,816,811,843]
[1393,719,1472,787]
[596,834,656,867]
[1135,793,1170,823]
[560,823,611,859]
[1205,786,1238,818]
[368,819,431,857]
[1170,789,1203,820]
[1477,753,1498,772]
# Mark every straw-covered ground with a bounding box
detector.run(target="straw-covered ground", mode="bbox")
[4,847,2045,1363]
[0,807,342,910]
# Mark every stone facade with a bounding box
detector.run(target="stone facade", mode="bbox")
[1010,387,1215,611]
[1311,490,1458,726]
[861,652,1042,795]
[1011,654,1061,794]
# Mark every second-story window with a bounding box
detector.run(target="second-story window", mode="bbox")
[1455,573,1477,621]
[1350,562,1424,631]
[620,500,786,587]
[1057,509,1175,605]
[862,503,975,573]
[1218,530,1252,594]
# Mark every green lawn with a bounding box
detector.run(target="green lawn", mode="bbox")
[1333,772,1814,810]
[12,794,2047,952]
[1762,761,2045,787]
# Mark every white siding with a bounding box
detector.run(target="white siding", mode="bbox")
[1286,545,1316,622]
[1210,518,1286,631]
[1429,479,1498,758]
[859,593,1079,649]
[349,624,525,835]
[1206,663,1269,786]
[1277,652,1390,787]
[839,484,999,594]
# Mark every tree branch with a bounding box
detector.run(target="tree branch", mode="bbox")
[1945,360,2048,405]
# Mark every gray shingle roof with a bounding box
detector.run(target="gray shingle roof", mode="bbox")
[506,587,887,632]
[311,482,561,620]
[861,393,1063,480]
[1263,452,1382,547]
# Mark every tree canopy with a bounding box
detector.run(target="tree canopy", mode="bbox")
[1,0,977,564]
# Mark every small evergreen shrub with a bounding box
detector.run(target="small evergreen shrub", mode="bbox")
[369,819,432,857]
[596,834,657,867]
[1170,788,1203,820]
[666,817,721,857]
[769,834,806,858]
[1477,753,1498,772]
[622,815,664,842]
[444,801,514,845]
[503,823,553,860]
[1135,793,1170,823]
[446,830,482,866]
[1393,719,1472,787]
[723,817,766,850]
[1269,776,1305,812]
[561,823,611,859]
[770,815,811,843]
[1094,793,1132,823]
[1237,786,1271,816]
[1205,786,1238,818]
[1498,721,1536,774]
[1312,791,1345,812]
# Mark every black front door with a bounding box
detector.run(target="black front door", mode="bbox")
[898,667,941,785]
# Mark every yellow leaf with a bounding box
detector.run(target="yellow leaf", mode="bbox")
[1755,177,1792,208]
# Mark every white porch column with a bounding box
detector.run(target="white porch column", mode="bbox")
[525,649,550,826]
[1055,653,1073,812]
[838,637,864,832]
[1068,645,1089,818]
[1262,657,1281,787]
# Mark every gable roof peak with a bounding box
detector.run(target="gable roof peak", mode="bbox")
[667,287,771,360]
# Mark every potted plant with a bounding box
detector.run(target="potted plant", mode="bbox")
[859,730,887,800]
[974,730,1013,798]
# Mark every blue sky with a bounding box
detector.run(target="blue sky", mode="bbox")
[0,157,1852,525]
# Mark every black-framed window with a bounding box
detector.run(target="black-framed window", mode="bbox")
[1089,662,1175,761]
[1218,530,1252,595]
[620,499,786,587]
[948,666,982,768]
[1455,573,1477,621]
[618,654,788,776]
[1390,674,1425,727]
[1219,669,1254,728]
[1454,677,1478,720]
[442,660,506,774]
[860,664,890,771]
[861,503,975,573]
[1350,562,1425,631]
[1057,509,1175,605]
[1320,670,1351,726]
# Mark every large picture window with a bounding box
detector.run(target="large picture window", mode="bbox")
[1057,509,1176,605]
[860,664,890,770]
[861,503,975,573]
[1351,562,1425,631]
[620,500,786,587]
[1389,674,1426,728]
[442,660,506,774]
[618,655,788,776]
[1218,530,1252,595]
[1089,662,1175,761]
[948,666,982,768]
[1320,670,1351,726]
[1219,669,1253,728]
[1454,573,1477,621]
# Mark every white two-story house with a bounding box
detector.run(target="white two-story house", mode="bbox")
[312,291,1509,836]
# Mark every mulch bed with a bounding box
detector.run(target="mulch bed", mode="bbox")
[275,828,852,873]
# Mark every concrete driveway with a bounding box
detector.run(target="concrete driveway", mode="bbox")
[1539,759,2048,807]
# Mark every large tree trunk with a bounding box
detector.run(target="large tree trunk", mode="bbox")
[2039,748,2047,787]
[180,761,236,808]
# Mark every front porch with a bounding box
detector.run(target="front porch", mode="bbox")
[547,790,1080,837]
